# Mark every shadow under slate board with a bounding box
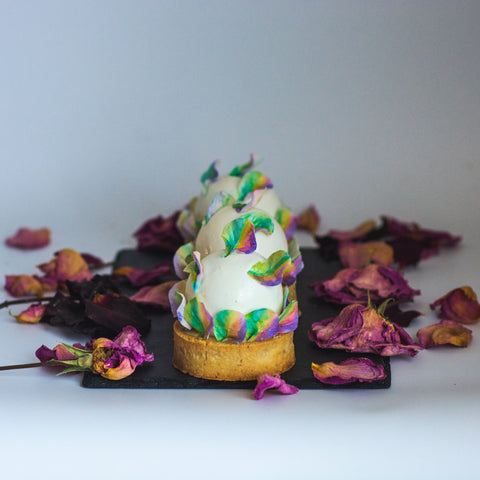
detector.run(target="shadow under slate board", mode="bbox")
[82,248,391,389]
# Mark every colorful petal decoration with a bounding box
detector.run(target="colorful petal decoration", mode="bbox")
[213,310,247,342]
[311,358,386,385]
[229,153,260,177]
[184,251,203,293]
[278,300,298,334]
[275,207,297,240]
[417,320,473,348]
[283,240,304,286]
[222,217,257,256]
[232,189,267,213]
[242,211,275,235]
[248,250,291,286]
[200,160,220,191]
[183,297,213,338]
[173,242,195,279]
[205,191,236,224]
[174,291,190,330]
[430,286,480,325]
[245,308,279,341]
[237,171,273,202]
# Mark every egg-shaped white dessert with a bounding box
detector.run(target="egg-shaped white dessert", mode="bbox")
[192,175,241,224]
[195,206,288,259]
[184,250,284,316]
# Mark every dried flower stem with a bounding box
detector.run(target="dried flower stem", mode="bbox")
[0,296,54,310]
[0,362,44,371]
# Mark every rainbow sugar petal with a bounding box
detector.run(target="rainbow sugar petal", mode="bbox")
[237,171,273,202]
[278,300,299,334]
[184,297,213,338]
[205,191,236,224]
[173,242,195,279]
[213,310,247,342]
[233,189,267,213]
[184,251,203,293]
[200,160,220,191]
[275,207,297,240]
[245,308,279,341]
[222,217,257,256]
[174,291,190,330]
[248,250,291,286]
[242,211,274,235]
[229,153,261,177]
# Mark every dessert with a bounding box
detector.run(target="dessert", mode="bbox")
[170,157,303,381]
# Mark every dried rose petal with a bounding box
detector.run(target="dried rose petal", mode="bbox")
[130,280,177,308]
[12,303,46,323]
[296,205,320,235]
[311,264,420,305]
[309,304,422,357]
[80,253,104,268]
[114,264,172,287]
[134,211,185,253]
[35,342,86,363]
[430,286,480,325]
[311,358,386,385]
[328,220,377,241]
[5,227,51,249]
[381,216,462,267]
[253,373,299,400]
[384,304,423,328]
[37,248,93,286]
[417,320,473,348]
[4,274,44,297]
[338,241,394,268]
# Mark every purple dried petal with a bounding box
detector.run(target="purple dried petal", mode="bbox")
[253,373,299,400]
[312,358,386,385]
[430,286,480,325]
[134,211,185,252]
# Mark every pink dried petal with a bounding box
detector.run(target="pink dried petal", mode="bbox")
[12,303,46,323]
[5,227,51,249]
[37,248,93,284]
[296,205,320,235]
[328,219,377,241]
[130,280,178,309]
[417,320,473,348]
[4,274,44,297]
[338,241,394,268]
[311,358,386,385]
[253,373,299,400]
[80,253,104,267]
[430,286,480,325]
[309,304,422,357]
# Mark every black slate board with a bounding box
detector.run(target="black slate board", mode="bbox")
[82,248,391,389]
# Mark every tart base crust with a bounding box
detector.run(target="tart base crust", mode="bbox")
[172,321,296,381]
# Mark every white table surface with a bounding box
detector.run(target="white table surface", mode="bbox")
[1,2,479,479]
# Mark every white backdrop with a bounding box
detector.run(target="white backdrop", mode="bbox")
[0,2,479,479]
